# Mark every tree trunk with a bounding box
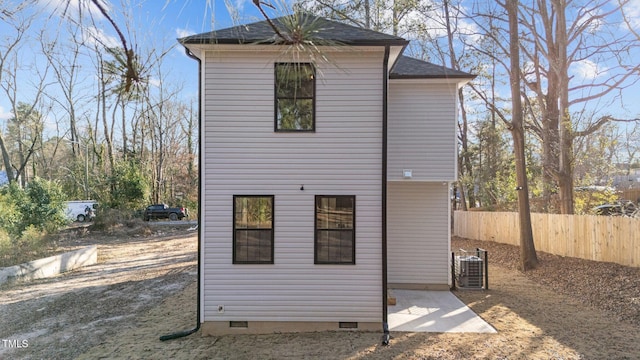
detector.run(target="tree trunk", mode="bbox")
[507,0,538,270]
[364,0,370,29]
[0,132,15,184]
[121,98,127,159]
[103,80,115,172]
[555,0,574,214]
[443,0,474,209]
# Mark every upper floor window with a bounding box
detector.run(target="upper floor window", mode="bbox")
[275,63,315,132]
[315,195,355,264]
[233,195,274,264]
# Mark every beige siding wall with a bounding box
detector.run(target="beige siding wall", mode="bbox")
[201,48,384,324]
[388,81,458,181]
[387,182,450,286]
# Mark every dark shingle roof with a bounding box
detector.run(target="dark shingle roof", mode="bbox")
[179,14,408,46]
[180,15,474,79]
[390,56,475,79]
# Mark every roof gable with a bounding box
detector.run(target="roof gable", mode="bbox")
[179,15,474,80]
[179,14,408,46]
[390,56,474,79]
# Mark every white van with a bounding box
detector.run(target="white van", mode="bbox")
[65,200,99,222]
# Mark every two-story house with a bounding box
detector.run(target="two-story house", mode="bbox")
[179,14,474,336]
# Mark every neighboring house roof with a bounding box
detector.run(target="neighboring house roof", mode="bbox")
[179,14,408,47]
[179,14,474,80]
[390,55,475,79]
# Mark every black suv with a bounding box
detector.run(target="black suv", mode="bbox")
[143,204,189,221]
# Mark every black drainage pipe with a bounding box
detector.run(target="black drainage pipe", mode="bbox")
[159,46,202,341]
[381,44,391,347]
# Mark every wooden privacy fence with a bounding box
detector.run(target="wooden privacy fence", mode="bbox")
[453,211,640,267]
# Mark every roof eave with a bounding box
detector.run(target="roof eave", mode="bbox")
[179,37,409,47]
[389,74,477,80]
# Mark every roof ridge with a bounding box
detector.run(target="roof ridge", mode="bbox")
[179,13,408,46]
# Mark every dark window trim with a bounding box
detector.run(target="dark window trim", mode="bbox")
[274,62,316,132]
[314,195,356,265]
[233,195,275,264]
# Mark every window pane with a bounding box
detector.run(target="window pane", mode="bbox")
[315,196,355,264]
[316,196,353,230]
[235,229,273,263]
[235,197,272,229]
[327,231,341,262]
[277,99,313,131]
[275,63,314,131]
[234,196,273,264]
[235,197,247,228]
[276,64,314,98]
[316,230,329,263]
[259,230,272,262]
[316,197,328,229]
[340,231,354,263]
[235,230,248,262]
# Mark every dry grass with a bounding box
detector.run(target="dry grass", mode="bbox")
[2,232,639,359]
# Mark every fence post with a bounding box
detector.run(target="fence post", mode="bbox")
[450,251,456,290]
[476,247,489,290]
[484,249,488,290]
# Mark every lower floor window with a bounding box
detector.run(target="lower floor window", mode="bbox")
[315,195,356,264]
[233,195,274,264]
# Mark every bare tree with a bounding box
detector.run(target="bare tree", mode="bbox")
[299,0,422,35]
[399,0,477,209]
[463,0,640,214]
[461,0,538,268]
[0,20,51,187]
[618,123,639,176]
[506,0,538,270]
[619,0,640,42]
[517,0,640,214]
[41,24,92,157]
[0,1,38,184]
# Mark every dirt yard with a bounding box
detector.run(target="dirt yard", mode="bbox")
[1,228,639,360]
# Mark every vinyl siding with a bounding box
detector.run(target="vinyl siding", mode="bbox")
[387,182,450,285]
[201,48,384,323]
[388,81,458,181]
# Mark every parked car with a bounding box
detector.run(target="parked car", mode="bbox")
[143,204,189,221]
[592,200,637,217]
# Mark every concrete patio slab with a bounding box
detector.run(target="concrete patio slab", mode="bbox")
[388,289,496,333]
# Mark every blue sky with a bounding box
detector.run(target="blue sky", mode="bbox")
[0,0,281,123]
[1,0,639,127]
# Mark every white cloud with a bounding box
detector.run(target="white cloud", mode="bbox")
[0,105,12,121]
[176,28,195,39]
[576,6,603,34]
[571,59,608,80]
[37,0,110,20]
[624,0,640,30]
[234,0,248,12]
[148,77,161,88]
[82,25,120,49]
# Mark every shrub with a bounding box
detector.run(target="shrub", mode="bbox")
[0,226,49,267]
[107,160,150,210]
[0,191,21,236]
[0,178,68,237]
[89,208,152,236]
[90,208,140,231]
[0,228,12,261]
[575,188,619,215]
[22,178,69,232]
[20,225,48,253]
